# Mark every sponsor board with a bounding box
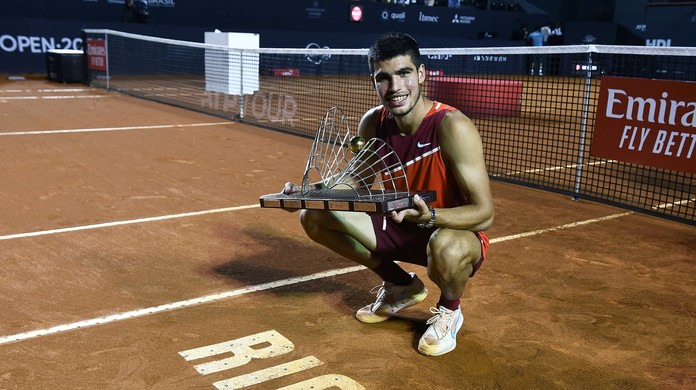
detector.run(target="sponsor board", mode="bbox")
[86,39,107,71]
[592,76,696,173]
[381,9,406,22]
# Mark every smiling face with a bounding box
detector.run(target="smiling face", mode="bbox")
[371,54,425,118]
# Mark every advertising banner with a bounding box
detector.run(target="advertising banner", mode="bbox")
[86,39,106,71]
[592,76,696,173]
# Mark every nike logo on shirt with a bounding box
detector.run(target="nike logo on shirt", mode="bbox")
[417,142,431,148]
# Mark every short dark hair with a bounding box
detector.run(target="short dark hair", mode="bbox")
[367,32,421,74]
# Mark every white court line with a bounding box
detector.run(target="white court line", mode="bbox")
[652,198,696,210]
[0,121,235,136]
[0,204,260,241]
[491,211,632,243]
[0,210,632,346]
[43,95,109,100]
[496,163,692,212]
[38,88,92,93]
[0,88,91,93]
[495,159,616,177]
[0,95,110,100]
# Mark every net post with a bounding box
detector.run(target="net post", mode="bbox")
[104,32,110,90]
[81,29,88,85]
[572,50,594,201]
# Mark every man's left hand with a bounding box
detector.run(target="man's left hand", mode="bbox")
[390,194,431,224]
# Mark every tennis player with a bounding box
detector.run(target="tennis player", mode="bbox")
[284,31,494,356]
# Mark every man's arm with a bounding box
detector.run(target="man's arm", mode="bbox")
[392,111,494,231]
[356,106,379,140]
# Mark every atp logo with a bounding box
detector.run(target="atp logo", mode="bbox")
[305,42,331,65]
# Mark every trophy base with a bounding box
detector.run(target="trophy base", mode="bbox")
[259,189,437,213]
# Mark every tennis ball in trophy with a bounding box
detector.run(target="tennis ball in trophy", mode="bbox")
[349,136,365,154]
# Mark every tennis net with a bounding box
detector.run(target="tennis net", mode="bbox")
[82,29,696,225]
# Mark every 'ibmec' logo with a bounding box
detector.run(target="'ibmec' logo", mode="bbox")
[418,12,438,23]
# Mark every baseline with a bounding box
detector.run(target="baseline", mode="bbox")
[0,204,260,241]
[0,121,235,136]
[0,95,109,101]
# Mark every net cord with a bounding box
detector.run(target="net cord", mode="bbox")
[82,29,696,57]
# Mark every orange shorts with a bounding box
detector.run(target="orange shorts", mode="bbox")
[370,215,489,277]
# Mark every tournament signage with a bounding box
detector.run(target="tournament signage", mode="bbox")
[592,76,696,173]
[306,0,325,19]
[86,39,107,71]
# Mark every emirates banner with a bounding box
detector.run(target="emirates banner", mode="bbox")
[86,39,106,71]
[592,76,696,173]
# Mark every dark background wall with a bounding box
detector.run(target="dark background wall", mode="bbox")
[1,0,694,74]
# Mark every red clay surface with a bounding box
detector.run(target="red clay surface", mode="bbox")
[0,78,695,389]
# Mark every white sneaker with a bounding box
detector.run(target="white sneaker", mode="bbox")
[417,306,464,356]
[356,272,428,324]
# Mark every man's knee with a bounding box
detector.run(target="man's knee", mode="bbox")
[300,209,340,238]
[299,209,321,237]
[428,229,480,269]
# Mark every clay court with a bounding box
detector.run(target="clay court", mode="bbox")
[0,78,695,389]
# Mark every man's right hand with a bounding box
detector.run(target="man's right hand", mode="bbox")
[282,182,300,194]
[281,182,301,213]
